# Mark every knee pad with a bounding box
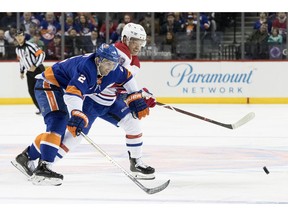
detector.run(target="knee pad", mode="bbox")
[45,111,68,135]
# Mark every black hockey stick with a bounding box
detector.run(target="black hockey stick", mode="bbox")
[156,102,255,130]
[80,132,170,194]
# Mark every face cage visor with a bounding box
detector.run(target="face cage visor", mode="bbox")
[99,58,119,72]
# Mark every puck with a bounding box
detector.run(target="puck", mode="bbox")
[263,166,269,174]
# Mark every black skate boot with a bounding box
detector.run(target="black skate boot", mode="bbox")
[11,147,35,178]
[31,160,63,186]
[128,151,155,180]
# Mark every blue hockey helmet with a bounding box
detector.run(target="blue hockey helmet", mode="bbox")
[96,43,120,64]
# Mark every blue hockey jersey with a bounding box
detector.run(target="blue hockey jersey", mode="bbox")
[41,53,138,110]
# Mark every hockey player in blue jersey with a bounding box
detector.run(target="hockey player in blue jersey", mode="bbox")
[53,24,156,181]
[12,43,151,186]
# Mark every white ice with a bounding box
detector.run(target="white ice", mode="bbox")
[0,104,288,215]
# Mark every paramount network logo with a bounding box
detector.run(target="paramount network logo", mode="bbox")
[167,63,253,87]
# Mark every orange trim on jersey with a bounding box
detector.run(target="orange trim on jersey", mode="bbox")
[35,49,44,57]
[126,133,142,139]
[44,81,59,111]
[60,143,69,153]
[44,67,60,87]
[33,133,44,150]
[66,85,83,98]
[41,132,61,147]
[115,70,132,86]
[127,70,132,79]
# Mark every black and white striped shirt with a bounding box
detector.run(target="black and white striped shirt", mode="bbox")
[15,41,46,73]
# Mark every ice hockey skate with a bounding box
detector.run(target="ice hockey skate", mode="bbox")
[31,160,63,186]
[128,151,155,180]
[11,147,35,179]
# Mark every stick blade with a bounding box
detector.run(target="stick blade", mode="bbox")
[232,112,255,129]
[144,179,170,194]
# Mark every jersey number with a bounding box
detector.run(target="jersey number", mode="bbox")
[78,74,86,83]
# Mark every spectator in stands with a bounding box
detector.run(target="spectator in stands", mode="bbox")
[29,30,45,50]
[64,13,77,36]
[20,12,40,35]
[246,23,269,59]
[32,12,44,24]
[160,12,182,35]
[268,27,283,44]
[74,14,96,36]
[82,30,104,53]
[39,12,61,45]
[161,31,176,55]
[65,28,84,57]
[82,12,99,30]
[272,12,287,41]
[0,12,16,30]
[0,29,11,59]
[184,13,195,37]
[248,23,269,43]
[99,18,118,41]
[24,22,39,41]
[173,12,185,32]
[254,12,272,33]
[116,13,132,38]
[46,34,68,60]
[4,24,17,46]
[191,13,211,32]
[139,13,152,35]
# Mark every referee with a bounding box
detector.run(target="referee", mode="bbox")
[15,29,46,115]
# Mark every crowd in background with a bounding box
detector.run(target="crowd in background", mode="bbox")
[0,12,287,60]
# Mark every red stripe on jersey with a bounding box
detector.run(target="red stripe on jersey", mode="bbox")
[126,133,143,139]
[100,92,116,97]
[60,143,69,153]
[115,42,131,59]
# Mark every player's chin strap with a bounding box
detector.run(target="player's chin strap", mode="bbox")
[79,132,170,194]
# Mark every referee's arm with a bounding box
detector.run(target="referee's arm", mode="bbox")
[27,42,46,71]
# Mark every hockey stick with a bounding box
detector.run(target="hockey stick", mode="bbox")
[156,102,255,130]
[80,132,170,194]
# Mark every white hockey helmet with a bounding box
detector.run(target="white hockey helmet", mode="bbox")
[121,23,147,47]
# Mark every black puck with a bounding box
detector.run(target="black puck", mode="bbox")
[263,166,269,174]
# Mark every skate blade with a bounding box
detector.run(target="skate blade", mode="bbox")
[131,172,155,180]
[11,160,33,181]
[31,175,63,186]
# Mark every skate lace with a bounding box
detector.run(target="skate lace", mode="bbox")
[135,158,148,168]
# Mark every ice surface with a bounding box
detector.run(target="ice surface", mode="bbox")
[1,104,287,215]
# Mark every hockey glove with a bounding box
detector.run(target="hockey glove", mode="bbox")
[125,91,149,120]
[142,87,156,108]
[67,110,89,137]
